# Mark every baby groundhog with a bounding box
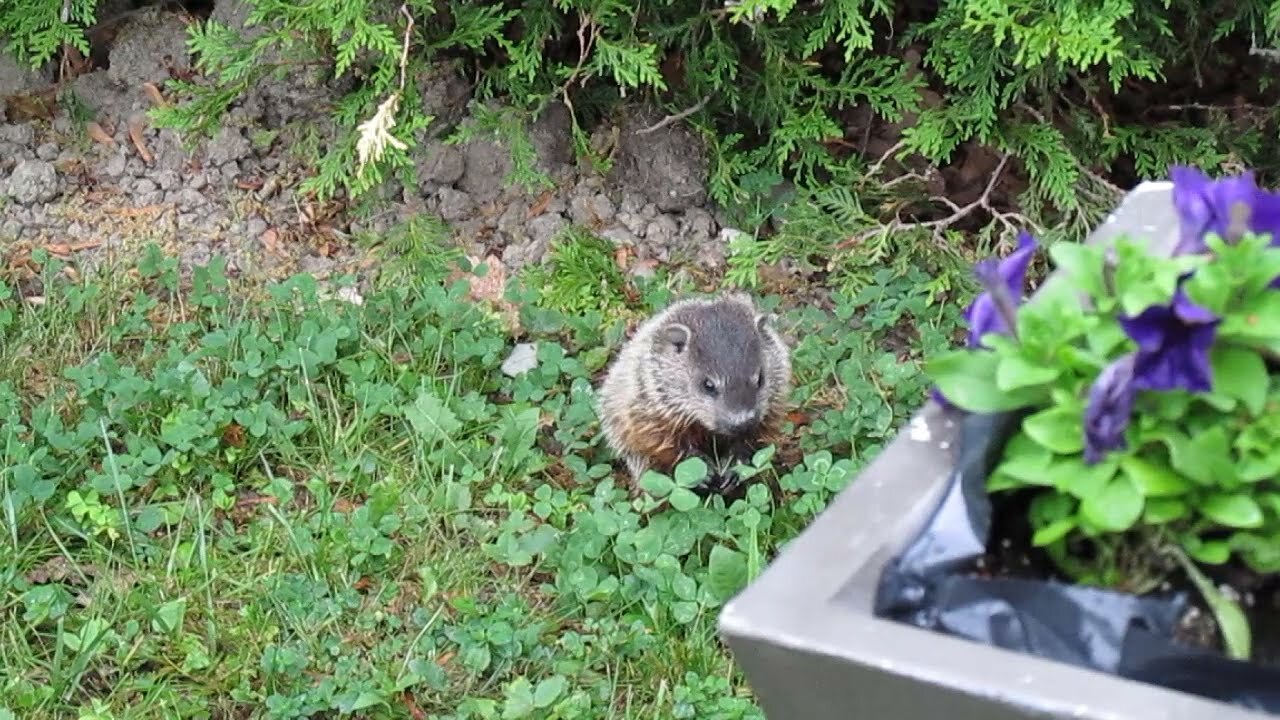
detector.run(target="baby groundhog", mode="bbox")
[596,292,792,496]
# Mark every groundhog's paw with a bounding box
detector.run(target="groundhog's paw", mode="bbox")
[695,466,744,498]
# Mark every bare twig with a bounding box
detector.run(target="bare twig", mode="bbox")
[395,4,414,93]
[865,139,907,179]
[58,0,73,80]
[879,169,932,191]
[636,95,712,135]
[835,154,1039,254]
[353,4,414,175]
[557,12,599,121]
[1249,33,1280,62]
[917,154,1011,230]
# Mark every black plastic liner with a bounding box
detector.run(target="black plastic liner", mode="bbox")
[871,410,1280,714]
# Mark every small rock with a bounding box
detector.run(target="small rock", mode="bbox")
[590,194,616,224]
[211,0,266,40]
[618,211,647,237]
[35,143,59,161]
[682,207,717,238]
[155,170,180,191]
[600,226,638,247]
[718,227,749,245]
[528,213,568,248]
[644,215,679,254]
[206,127,252,167]
[499,237,534,268]
[246,217,269,238]
[0,124,35,146]
[458,137,512,203]
[5,160,60,204]
[130,177,162,206]
[175,188,206,210]
[502,343,539,377]
[0,52,46,97]
[437,187,474,221]
[419,143,465,185]
[102,151,127,179]
[620,192,645,215]
[299,255,336,276]
[496,201,527,239]
[526,101,574,171]
[336,286,364,306]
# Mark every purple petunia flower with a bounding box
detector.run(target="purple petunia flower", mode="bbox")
[930,233,1040,410]
[965,232,1038,348]
[1118,286,1220,393]
[1170,166,1280,256]
[1083,353,1138,465]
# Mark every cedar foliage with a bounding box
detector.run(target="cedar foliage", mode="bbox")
[6,0,1280,289]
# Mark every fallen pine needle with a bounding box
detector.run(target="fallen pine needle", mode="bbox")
[86,121,115,146]
[128,115,154,164]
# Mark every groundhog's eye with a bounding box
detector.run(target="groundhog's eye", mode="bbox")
[702,378,718,396]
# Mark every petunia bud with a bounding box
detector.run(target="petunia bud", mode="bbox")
[1083,354,1138,465]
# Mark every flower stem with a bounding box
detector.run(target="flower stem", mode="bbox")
[1167,544,1252,661]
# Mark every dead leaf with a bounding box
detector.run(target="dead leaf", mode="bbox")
[353,577,371,591]
[260,228,282,256]
[222,423,246,447]
[614,245,631,270]
[28,556,73,584]
[60,44,91,80]
[127,115,154,165]
[234,493,277,508]
[785,410,810,426]
[86,121,115,146]
[141,82,169,108]
[105,204,166,218]
[45,240,102,257]
[28,556,99,586]
[436,651,456,667]
[3,89,58,122]
[465,254,508,304]
[402,692,428,720]
[333,498,357,513]
[526,190,553,219]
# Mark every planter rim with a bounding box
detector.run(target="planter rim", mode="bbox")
[720,180,1274,720]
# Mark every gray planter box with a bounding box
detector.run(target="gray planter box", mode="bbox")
[718,181,1275,720]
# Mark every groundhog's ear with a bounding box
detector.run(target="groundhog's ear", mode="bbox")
[755,312,775,333]
[662,323,692,353]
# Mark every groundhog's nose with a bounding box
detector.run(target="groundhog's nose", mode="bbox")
[721,410,761,436]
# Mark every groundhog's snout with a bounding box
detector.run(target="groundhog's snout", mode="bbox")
[718,408,763,437]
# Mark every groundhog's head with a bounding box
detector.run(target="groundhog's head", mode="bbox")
[646,294,791,437]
